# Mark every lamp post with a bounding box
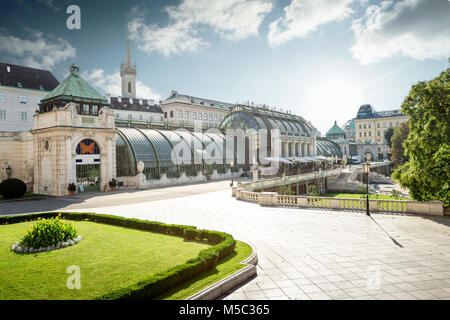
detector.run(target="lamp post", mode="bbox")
[230,161,234,187]
[363,153,371,216]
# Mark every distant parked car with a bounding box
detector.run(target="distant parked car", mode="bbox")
[350,156,362,164]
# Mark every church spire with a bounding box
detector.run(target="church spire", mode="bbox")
[126,39,131,67]
[120,39,136,98]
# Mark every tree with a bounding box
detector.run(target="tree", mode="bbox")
[384,127,395,148]
[390,122,410,167]
[392,67,450,206]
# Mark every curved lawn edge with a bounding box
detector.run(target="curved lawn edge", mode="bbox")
[0,212,236,300]
[186,241,257,300]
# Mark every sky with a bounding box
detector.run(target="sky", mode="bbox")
[0,0,449,134]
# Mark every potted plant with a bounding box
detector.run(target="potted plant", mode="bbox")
[67,182,77,196]
[108,179,117,191]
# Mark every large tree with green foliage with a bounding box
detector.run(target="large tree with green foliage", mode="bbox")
[390,122,410,168]
[392,67,449,206]
[384,127,395,148]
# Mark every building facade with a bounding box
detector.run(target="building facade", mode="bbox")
[354,104,408,160]
[1,59,343,196]
[0,63,59,132]
[161,90,233,129]
[32,64,116,196]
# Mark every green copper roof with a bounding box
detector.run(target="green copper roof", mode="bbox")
[326,121,345,137]
[41,64,108,104]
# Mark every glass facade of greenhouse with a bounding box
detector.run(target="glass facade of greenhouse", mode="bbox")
[115,105,343,180]
[115,127,232,180]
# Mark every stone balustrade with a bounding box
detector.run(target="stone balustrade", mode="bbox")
[232,188,444,216]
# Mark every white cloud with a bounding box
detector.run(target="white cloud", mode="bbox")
[128,0,273,56]
[82,69,161,101]
[351,0,450,65]
[38,0,61,12]
[268,0,357,47]
[0,30,75,70]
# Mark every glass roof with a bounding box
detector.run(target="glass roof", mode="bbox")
[139,129,175,167]
[117,128,157,168]
[193,132,223,163]
[316,138,342,157]
[157,130,193,165]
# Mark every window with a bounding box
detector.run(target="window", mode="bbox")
[377,131,380,136]
[91,105,99,116]
[128,81,132,93]
[383,122,387,128]
[128,114,132,120]
[115,113,120,119]
[359,132,362,137]
[368,132,371,137]
[359,124,361,129]
[170,111,173,118]
[0,110,5,120]
[363,124,366,129]
[164,112,167,118]
[209,114,213,121]
[82,104,89,115]
[19,95,27,104]
[389,122,392,127]
[193,112,197,119]
[185,111,189,119]
[396,121,399,126]
[214,114,218,122]
[199,113,202,120]
[20,112,27,121]
[218,116,222,122]
[368,124,371,129]
[377,123,380,128]
[139,115,143,120]
[364,132,367,137]
[75,104,81,114]
[204,113,208,121]
[179,111,183,118]
[0,92,5,102]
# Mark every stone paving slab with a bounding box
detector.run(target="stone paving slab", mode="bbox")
[35,187,450,300]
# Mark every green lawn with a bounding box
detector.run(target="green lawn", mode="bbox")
[0,220,211,300]
[321,192,407,200]
[156,240,253,300]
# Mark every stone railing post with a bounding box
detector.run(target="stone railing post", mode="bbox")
[369,199,379,212]
[296,197,308,208]
[329,198,340,210]
[429,200,444,216]
[231,186,237,197]
[258,192,276,206]
[235,188,242,200]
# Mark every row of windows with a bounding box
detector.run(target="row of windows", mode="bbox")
[359,131,384,138]
[358,121,399,129]
[0,110,28,121]
[164,110,223,122]
[0,92,29,104]
[115,113,164,122]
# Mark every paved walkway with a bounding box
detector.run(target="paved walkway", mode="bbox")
[3,182,450,300]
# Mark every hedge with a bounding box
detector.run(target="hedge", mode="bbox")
[0,212,236,300]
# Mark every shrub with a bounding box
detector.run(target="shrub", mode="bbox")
[21,214,78,249]
[0,178,27,199]
[307,185,319,196]
[67,182,76,192]
[108,179,117,188]
[281,185,295,195]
